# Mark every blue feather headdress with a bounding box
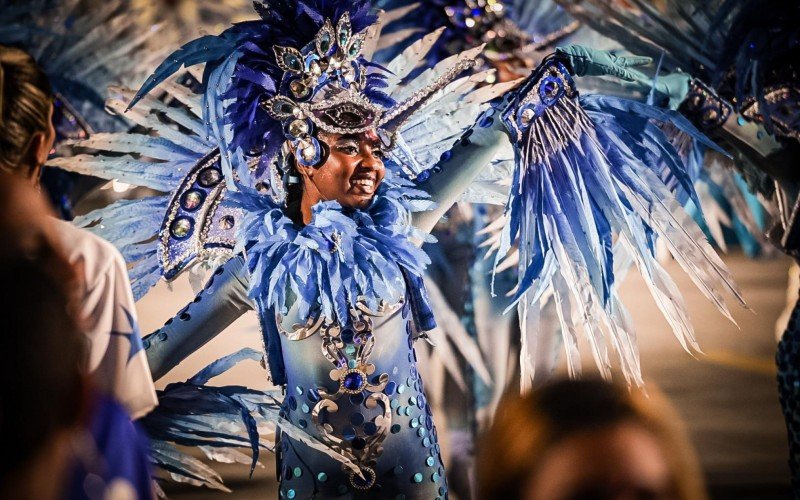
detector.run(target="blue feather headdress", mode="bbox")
[130,0,476,190]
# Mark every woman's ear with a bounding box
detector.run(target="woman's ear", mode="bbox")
[295,161,313,181]
[21,131,48,181]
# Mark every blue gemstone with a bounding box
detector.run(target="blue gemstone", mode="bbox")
[385,381,397,395]
[307,388,320,402]
[284,53,301,71]
[293,467,302,478]
[350,412,365,426]
[287,489,296,499]
[352,437,366,450]
[343,371,364,391]
[426,456,435,467]
[737,116,746,126]
[344,426,356,440]
[391,424,401,433]
[440,150,452,162]
[479,115,494,128]
[413,472,423,483]
[298,419,307,428]
[416,170,430,182]
[364,422,377,435]
[398,384,406,394]
[318,472,328,482]
[349,393,365,405]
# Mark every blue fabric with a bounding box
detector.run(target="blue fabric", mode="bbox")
[66,394,153,500]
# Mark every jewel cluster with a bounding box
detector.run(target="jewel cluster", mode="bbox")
[261,13,368,167]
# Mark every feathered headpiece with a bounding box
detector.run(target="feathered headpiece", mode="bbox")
[131,0,475,188]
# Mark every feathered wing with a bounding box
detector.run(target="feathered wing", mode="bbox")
[47,79,218,299]
[444,59,748,387]
[141,348,362,491]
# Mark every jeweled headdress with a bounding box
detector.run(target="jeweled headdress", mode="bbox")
[131,0,476,188]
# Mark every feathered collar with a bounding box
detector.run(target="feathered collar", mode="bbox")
[230,174,434,327]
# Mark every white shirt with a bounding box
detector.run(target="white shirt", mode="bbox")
[52,219,157,419]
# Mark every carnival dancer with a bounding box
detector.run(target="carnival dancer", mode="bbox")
[51,0,745,494]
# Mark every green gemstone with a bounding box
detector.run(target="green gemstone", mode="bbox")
[319,32,331,53]
[413,473,423,483]
[293,467,302,478]
[317,472,328,482]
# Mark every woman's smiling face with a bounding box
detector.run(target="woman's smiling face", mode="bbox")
[298,129,387,214]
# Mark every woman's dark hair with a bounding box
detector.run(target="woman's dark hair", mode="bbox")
[282,152,305,226]
[0,45,54,172]
[476,378,706,500]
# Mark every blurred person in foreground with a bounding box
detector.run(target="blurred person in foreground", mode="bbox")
[0,175,153,500]
[0,45,156,418]
[477,379,707,500]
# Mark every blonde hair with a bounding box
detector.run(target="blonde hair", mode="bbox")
[0,46,54,173]
[476,379,707,500]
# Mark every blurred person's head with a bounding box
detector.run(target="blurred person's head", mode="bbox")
[477,378,706,500]
[0,175,87,499]
[0,45,55,181]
